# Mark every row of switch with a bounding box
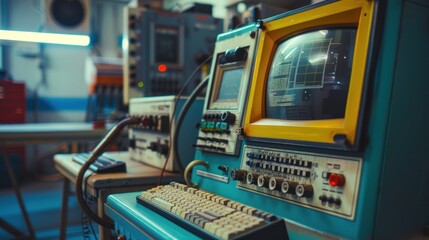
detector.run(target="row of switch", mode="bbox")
[245,160,311,178]
[246,152,313,168]
[198,137,228,144]
[128,14,139,87]
[319,195,342,207]
[231,169,314,198]
[200,121,229,132]
[193,144,226,152]
[202,111,236,124]
[131,114,170,132]
[148,141,169,156]
[200,121,231,134]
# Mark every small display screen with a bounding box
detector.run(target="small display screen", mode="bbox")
[155,27,179,64]
[265,29,356,120]
[216,68,243,101]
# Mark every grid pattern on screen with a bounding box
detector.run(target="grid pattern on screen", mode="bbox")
[291,39,331,88]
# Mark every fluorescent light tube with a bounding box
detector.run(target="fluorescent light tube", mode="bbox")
[0,30,90,46]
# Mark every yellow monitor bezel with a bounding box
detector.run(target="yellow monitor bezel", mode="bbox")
[243,0,374,147]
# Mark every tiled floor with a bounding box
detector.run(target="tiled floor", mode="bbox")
[0,178,96,239]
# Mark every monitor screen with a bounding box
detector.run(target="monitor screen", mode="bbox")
[155,27,179,64]
[266,29,356,120]
[216,68,244,101]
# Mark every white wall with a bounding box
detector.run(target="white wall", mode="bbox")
[6,0,90,122]
[92,1,125,58]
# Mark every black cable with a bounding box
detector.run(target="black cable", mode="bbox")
[75,117,140,229]
[158,76,209,184]
[157,56,213,185]
[82,172,96,240]
[84,173,98,240]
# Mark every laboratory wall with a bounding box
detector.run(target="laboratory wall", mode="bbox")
[4,0,88,122]
[1,0,127,176]
[2,0,127,124]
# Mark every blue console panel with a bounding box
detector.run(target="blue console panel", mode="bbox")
[105,192,334,240]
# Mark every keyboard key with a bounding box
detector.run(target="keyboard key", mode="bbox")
[152,197,174,211]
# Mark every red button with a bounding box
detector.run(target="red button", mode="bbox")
[329,173,345,187]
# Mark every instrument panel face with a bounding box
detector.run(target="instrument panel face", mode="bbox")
[129,97,175,171]
[233,145,362,219]
[128,96,203,172]
[196,29,259,156]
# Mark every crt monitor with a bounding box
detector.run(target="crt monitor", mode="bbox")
[209,49,248,110]
[265,29,355,121]
[244,0,374,150]
[216,68,243,101]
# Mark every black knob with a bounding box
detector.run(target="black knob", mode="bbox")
[160,115,170,132]
[334,198,342,206]
[257,175,269,188]
[148,142,158,151]
[268,177,282,191]
[281,181,297,194]
[148,115,155,128]
[230,169,247,181]
[154,115,160,130]
[220,111,236,124]
[224,47,247,62]
[296,184,314,198]
[158,144,169,155]
[246,172,259,185]
[129,138,136,149]
[218,165,228,173]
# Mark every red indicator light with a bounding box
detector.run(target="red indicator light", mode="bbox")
[141,116,150,127]
[158,64,167,72]
[329,173,346,187]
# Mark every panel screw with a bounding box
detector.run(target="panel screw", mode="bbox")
[249,31,256,38]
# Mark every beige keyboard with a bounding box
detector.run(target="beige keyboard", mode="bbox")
[136,182,288,240]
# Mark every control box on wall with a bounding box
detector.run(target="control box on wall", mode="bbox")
[123,7,223,104]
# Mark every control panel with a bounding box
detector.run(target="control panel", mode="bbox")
[122,7,144,104]
[195,110,239,153]
[123,7,223,104]
[128,96,204,171]
[195,27,259,155]
[231,146,361,219]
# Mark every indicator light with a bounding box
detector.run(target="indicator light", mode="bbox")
[329,173,346,187]
[158,64,167,72]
